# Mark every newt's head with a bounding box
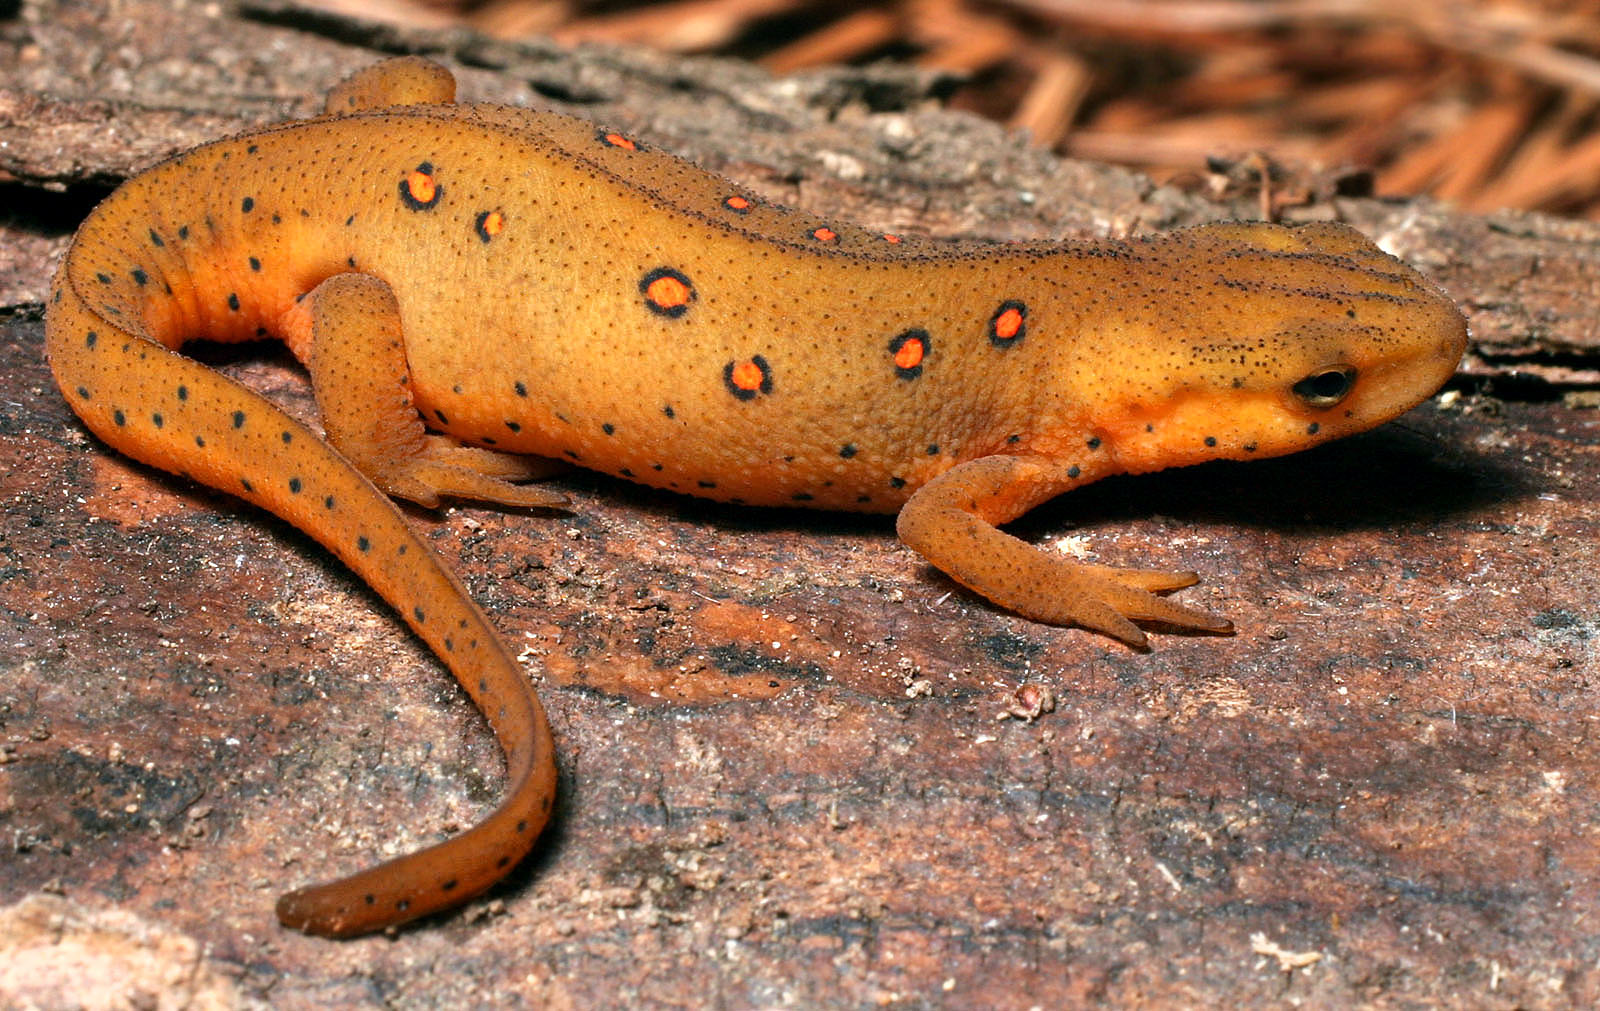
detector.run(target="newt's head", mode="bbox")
[1092,220,1468,473]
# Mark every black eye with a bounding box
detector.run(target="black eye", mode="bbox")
[1292,366,1357,408]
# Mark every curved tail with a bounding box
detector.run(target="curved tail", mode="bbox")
[46,198,558,937]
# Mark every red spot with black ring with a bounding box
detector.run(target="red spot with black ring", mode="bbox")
[639,268,695,318]
[888,329,929,380]
[399,162,442,211]
[989,300,1027,347]
[723,356,773,400]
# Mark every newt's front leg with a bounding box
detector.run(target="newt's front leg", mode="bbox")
[895,454,1233,650]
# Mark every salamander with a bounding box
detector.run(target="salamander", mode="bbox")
[44,56,1469,937]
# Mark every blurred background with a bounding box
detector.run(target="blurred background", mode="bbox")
[298,0,1600,219]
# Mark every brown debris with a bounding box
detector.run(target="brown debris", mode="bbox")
[448,0,1600,219]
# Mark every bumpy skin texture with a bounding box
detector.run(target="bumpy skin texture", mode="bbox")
[44,57,1469,937]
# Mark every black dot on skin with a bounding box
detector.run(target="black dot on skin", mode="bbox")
[241,197,254,213]
[96,273,111,285]
[793,492,813,502]
[195,435,205,448]
[889,477,906,489]
[926,444,939,455]
[324,496,335,509]
[76,386,90,400]
[288,477,302,493]
[514,381,528,397]
[1307,422,1320,435]
[241,477,253,492]
[698,480,716,489]
[232,411,246,429]
[441,879,457,892]
[249,257,261,272]
[662,405,675,418]
[112,409,125,427]
[840,444,857,458]
[149,229,165,248]
[517,820,528,833]
[1205,436,1218,447]
[364,894,376,906]
[1068,465,1081,478]
[177,385,188,401]
[603,423,615,435]
[131,269,148,286]
[506,421,522,432]
[86,331,97,348]
[414,607,426,623]
[281,431,293,444]
[152,413,163,428]
[358,536,371,552]
[1087,437,1101,449]
[227,293,240,311]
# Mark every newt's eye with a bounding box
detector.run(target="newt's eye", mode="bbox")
[1292,365,1357,408]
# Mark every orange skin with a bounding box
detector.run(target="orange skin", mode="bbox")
[44,57,1469,937]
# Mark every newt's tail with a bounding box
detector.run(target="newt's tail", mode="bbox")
[46,190,558,937]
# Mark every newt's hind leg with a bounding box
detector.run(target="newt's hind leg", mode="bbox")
[896,454,1232,650]
[303,272,568,511]
[323,56,457,114]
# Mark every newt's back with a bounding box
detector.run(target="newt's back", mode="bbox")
[61,93,1466,514]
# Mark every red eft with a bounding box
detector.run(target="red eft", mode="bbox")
[44,57,1469,937]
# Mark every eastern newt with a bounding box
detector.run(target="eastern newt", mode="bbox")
[45,57,1469,937]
